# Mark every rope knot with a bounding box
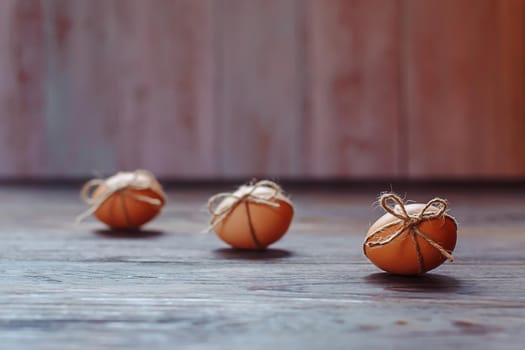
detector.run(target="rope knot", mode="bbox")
[406,216,422,227]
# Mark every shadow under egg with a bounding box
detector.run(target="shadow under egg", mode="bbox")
[93,228,164,239]
[212,248,293,260]
[364,272,462,292]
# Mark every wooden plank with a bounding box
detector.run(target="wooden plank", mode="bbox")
[40,0,216,178]
[0,0,47,177]
[303,0,402,178]
[41,0,117,176]
[491,0,525,177]
[0,185,524,349]
[215,0,303,178]
[111,0,216,178]
[404,0,525,178]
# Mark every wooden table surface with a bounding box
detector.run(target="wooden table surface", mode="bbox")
[1,184,524,350]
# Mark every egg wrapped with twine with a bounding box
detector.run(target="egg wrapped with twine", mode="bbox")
[207,180,294,250]
[363,193,457,275]
[77,170,165,229]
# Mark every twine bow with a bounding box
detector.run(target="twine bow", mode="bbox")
[365,193,454,273]
[76,169,163,224]
[207,180,286,249]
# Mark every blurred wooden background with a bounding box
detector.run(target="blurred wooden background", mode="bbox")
[0,0,524,180]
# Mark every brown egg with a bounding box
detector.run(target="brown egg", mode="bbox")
[210,182,294,250]
[79,170,165,229]
[364,199,457,275]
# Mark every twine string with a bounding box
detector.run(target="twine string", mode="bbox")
[365,193,454,273]
[206,180,285,247]
[244,201,263,250]
[76,170,163,224]
[410,230,424,272]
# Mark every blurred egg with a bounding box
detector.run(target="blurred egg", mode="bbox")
[364,202,457,275]
[210,182,294,250]
[81,170,165,229]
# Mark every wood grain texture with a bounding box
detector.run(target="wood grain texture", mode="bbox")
[404,0,525,178]
[215,0,303,178]
[1,0,525,180]
[0,185,524,349]
[0,0,47,177]
[303,0,402,178]
[42,0,117,176]
[43,0,216,178]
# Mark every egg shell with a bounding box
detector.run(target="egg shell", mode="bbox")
[364,203,457,275]
[91,172,165,229]
[213,186,294,250]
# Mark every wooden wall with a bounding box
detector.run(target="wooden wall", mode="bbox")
[1,0,524,180]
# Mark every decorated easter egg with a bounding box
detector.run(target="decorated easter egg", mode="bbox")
[78,170,165,229]
[208,180,294,250]
[364,194,457,275]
